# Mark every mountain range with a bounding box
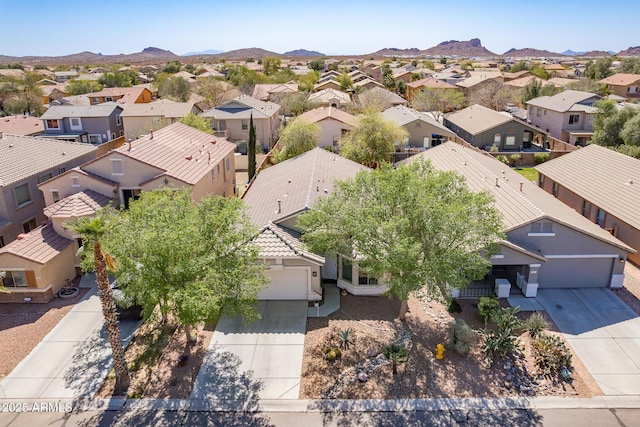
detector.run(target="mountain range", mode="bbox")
[1,40,638,65]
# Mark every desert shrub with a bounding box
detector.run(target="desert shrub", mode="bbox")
[383,343,408,375]
[496,155,508,164]
[322,346,342,362]
[482,307,523,367]
[523,312,549,338]
[447,298,462,313]
[510,153,521,167]
[534,152,550,164]
[478,296,500,323]
[532,333,572,375]
[446,318,477,356]
[339,328,355,350]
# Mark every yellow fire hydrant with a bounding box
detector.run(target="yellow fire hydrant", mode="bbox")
[435,343,445,360]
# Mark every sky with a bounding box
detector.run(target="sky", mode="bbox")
[1,0,638,57]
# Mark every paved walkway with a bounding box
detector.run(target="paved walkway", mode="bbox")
[191,300,307,403]
[0,274,140,399]
[536,288,640,395]
[308,283,340,317]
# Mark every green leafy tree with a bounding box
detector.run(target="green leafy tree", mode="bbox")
[620,113,640,146]
[273,119,320,162]
[196,77,237,107]
[395,80,407,95]
[162,60,182,74]
[339,111,407,168]
[180,112,213,134]
[297,160,504,319]
[309,59,325,72]
[566,78,610,96]
[422,60,435,70]
[468,80,516,111]
[67,212,130,395]
[584,57,613,81]
[262,57,282,76]
[337,73,353,91]
[618,58,640,74]
[99,72,133,88]
[411,88,466,121]
[183,64,196,74]
[522,80,560,104]
[248,114,257,180]
[158,76,191,102]
[592,100,639,147]
[105,189,267,341]
[509,61,529,73]
[298,71,319,92]
[67,80,103,95]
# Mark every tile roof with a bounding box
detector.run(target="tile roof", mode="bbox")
[399,142,633,252]
[382,105,455,136]
[109,122,236,185]
[43,189,113,218]
[296,107,357,126]
[86,87,150,104]
[242,148,369,227]
[444,104,513,135]
[252,83,298,101]
[0,134,97,187]
[407,77,457,90]
[120,99,196,118]
[0,115,44,136]
[40,103,123,119]
[535,144,640,231]
[0,223,74,264]
[456,74,499,89]
[254,224,325,264]
[307,88,351,104]
[598,73,640,86]
[525,90,600,112]
[357,87,407,105]
[200,94,281,119]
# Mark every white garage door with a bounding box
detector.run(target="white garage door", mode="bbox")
[259,267,309,300]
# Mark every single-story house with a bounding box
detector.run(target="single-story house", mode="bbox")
[598,73,640,100]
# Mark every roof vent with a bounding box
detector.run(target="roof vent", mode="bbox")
[495,177,499,187]
[520,182,524,192]
[17,233,28,240]
[150,129,154,139]
[277,199,282,214]
[628,179,633,185]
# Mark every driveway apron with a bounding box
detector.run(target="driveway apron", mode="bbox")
[191,300,307,402]
[536,288,640,395]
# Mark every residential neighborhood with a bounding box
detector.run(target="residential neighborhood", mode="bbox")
[2,21,640,425]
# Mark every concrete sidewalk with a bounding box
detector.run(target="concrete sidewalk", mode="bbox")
[0,274,140,399]
[536,288,640,396]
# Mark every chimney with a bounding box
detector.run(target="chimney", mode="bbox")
[150,129,154,140]
[520,182,524,192]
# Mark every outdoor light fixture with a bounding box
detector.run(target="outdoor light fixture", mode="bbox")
[312,271,318,277]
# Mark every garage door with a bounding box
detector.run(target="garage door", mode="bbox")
[538,258,613,288]
[259,267,309,300]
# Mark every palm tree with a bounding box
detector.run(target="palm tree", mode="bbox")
[67,213,130,395]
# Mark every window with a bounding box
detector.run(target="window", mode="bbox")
[14,183,31,207]
[582,200,591,218]
[504,134,516,147]
[538,174,545,187]
[493,133,501,145]
[22,218,37,233]
[91,97,100,104]
[119,130,124,137]
[105,97,114,102]
[88,134,102,144]
[523,131,532,143]
[530,221,553,234]
[358,271,378,285]
[2,270,27,288]
[0,235,5,248]
[529,106,534,115]
[112,159,123,175]
[116,114,122,125]
[552,182,559,197]
[69,117,82,131]
[218,120,226,131]
[241,119,248,130]
[111,133,116,140]
[536,108,542,117]
[59,166,66,174]
[569,114,580,125]
[596,209,606,227]
[38,173,53,184]
[45,119,60,129]
[211,169,216,181]
[51,190,60,203]
[71,176,80,187]
[341,258,353,282]
[225,157,230,171]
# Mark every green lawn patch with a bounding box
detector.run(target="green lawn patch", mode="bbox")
[515,168,538,182]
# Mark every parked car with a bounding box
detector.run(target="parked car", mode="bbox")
[110,280,143,320]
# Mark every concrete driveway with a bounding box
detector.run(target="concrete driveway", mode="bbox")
[536,288,640,395]
[191,300,307,403]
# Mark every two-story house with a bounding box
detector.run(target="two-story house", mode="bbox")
[39,103,125,145]
[120,99,200,142]
[382,105,455,149]
[87,86,153,105]
[525,90,601,146]
[200,95,281,152]
[295,107,357,149]
[598,74,640,101]
[0,133,97,247]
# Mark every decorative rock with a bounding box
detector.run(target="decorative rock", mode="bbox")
[358,372,368,382]
[368,348,378,358]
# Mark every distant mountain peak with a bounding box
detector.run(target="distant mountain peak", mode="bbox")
[421,38,495,57]
[284,49,325,57]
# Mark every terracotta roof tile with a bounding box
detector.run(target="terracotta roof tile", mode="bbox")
[0,223,73,264]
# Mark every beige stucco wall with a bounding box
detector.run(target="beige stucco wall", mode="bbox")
[122,116,173,142]
[38,173,117,208]
[316,118,352,148]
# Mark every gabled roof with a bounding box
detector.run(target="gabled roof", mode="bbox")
[252,83,298,101]
[0,223,73,264]
[121,99,196,118]
[43,189,112,218]
[399,142,633,252]
[254,224,325,264]
[456,74,499,89]
[200,94,280,119]
[598,73,640,86]
[444,104,513,135]
[0,115,44,136]
[535,144,640,231]
[101,122,235,185]
[307,88,351,104]
[296,107,357,126]
[0,134,97,187]
[358,87,407,105]
[40,102,123,120]
[86,86,151,104]
[503,75,556,89]
[242,148,369,227]
[382,105,455,136]
[408,77,457,90]
[525,90,600,113]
